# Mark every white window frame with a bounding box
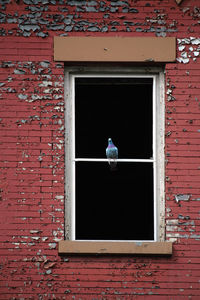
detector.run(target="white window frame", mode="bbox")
[64,66,165,242]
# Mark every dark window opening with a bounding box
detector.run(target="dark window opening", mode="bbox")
[76,162,154,240]
[75,77,154,241]
[75,77,153,159]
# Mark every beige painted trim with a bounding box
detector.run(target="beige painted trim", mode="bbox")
[58,241,172,255]
[54,37,176,63]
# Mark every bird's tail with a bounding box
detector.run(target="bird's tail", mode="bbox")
[109,159,118,171]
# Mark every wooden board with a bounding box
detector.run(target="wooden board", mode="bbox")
[54,37,176,63]
[58,241,173,255]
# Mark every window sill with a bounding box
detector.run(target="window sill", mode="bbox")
[58,241,172,255]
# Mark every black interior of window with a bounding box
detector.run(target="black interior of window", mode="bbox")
[75,77,154,240]
[75,77,153,159]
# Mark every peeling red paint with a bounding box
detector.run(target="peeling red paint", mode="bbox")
[1,0,200,298]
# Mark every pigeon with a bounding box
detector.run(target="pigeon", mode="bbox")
[106,138,118,171]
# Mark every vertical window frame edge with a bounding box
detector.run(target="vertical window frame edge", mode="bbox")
[155,71,165,242]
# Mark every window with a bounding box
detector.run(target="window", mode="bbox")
[64,67,165,245]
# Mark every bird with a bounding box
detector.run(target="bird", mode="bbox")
[106,138,118,171]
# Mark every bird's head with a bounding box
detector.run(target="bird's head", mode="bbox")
[108,138,112,144]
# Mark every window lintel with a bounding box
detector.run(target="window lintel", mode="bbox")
[54,37,176,63]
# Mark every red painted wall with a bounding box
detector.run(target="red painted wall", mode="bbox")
[0,0,200,298]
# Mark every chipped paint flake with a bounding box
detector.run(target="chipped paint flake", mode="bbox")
[175,194,191,203]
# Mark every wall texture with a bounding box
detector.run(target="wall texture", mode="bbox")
[0,0,200,298]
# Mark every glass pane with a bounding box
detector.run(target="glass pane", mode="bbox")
[75,77,153,159]
[75,162,154,241]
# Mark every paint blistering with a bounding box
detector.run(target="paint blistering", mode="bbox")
[177,37,200,63]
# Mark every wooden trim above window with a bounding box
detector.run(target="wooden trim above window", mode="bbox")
[58,241,172,255]
[54,37,176,63]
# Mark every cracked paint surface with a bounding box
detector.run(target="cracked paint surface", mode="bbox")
[0,0,200,298]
